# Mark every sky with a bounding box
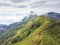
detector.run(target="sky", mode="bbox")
[0,0,60,25]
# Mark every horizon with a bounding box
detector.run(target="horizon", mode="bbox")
[0,0,60,25]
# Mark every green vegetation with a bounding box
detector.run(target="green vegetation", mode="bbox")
[0,15,60,45]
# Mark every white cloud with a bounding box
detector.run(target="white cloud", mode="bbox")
[0,13,25,25]
[31,0,60,9]
[0,0,60,25]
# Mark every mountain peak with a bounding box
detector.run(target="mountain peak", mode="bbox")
[46,12,60,19]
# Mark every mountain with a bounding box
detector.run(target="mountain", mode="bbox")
[0,25,8,35]
[0,11,37,36]
[6,14,37,31]
[0,24,7,29]
[0,14,37,36]
[11,16,60,45]
[46,12,60,19]
[0,12,60,45]
[0,14,37,45]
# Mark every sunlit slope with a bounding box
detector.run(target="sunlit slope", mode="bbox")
[12,16,60,45]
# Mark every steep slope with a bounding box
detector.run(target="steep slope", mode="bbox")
[12,16,60,45]
[0,15,60,45]
[0,15,37,45]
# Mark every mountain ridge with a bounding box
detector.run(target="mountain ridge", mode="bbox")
[0,12,60,45]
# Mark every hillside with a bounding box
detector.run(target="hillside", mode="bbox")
[0,14,60,45]
[0,14,37,45]
[12,16,60,45]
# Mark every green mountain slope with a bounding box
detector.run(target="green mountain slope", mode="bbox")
[0,15,37,45]
[0,15,60,45]
[12,16,60,45]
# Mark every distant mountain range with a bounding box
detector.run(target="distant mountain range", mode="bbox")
[46,12,60,19]
[0,25,8,35]
[0,12,60,45]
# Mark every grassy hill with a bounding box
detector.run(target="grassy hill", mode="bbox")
[0,15,60,45]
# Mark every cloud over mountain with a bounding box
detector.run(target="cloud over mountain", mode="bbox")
[0,0,60,24]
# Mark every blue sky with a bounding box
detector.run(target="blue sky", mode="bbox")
[0,0,60,25]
